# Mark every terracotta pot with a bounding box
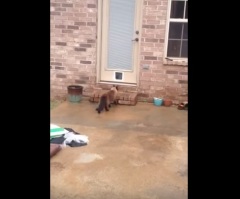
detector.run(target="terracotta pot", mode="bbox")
[163,99,172,107]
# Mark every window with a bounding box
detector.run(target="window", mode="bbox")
[165,0,188,62]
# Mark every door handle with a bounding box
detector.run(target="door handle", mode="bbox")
[132,38,139,42]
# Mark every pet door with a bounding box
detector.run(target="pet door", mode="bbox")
[115,72,123,80]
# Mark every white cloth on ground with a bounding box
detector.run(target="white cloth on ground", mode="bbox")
[62,132,89,147]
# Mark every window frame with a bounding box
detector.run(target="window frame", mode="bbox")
[163,0,188,65]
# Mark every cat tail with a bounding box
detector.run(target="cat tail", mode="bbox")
[96,95,107,114]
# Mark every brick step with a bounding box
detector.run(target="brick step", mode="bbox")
[89,89,138,106]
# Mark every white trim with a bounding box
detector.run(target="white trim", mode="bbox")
[98,81,138,87]
[163,0,172,63]
[104,68,133,72]
[96,0,103,83]
[183,0,187,19]
[169,18,188,22]
[163,0,188,64]
[135,0,143,87]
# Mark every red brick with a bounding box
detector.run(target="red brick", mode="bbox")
[51,12,60,15]
[145,5,159,11]
[74,48,86,51]
[147,1,161,5]
[87,22,96,26]
[62,3,73,8]
[142,72,155,77]
[147,20,161,25]
[156,25,166,29]
[62,12,74,17]
[153,61,163,64]
[142,33,155,38]
[152,69,163,73]
[87,4,96,8]
[55,8,66,12]
[74,3,85,7]
[166,70,178,74]
[80,43,92,48]
[55,67,65,70]
[51,3,61,7]
[143,16,157,20]
[55,42,67,46]
[56,74,66,78]
[140,81,154,86]
[51,62,62,66]
[62,30,73,33]
[141,52,153,56]
[67,25,79,30]
[74,22,86,26]
[180,72,188,75]
[145,38,159,42]
[145,56,157,60]
[141,43,155,47]
[141,60,153,64]
[80,61,91,64]
[179,80,188,84]
[55,25,66,29]
[142,25,155,29]
[73,13,87,17]
[88,13,97,17]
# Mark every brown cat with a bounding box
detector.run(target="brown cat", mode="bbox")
[96,86,118,114]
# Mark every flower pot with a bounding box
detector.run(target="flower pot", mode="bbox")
[163,99,172,107]
[67,85,83,103]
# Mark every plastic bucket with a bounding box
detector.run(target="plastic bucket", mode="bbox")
[153,97,163,106]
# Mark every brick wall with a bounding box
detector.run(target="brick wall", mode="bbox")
[50,0,98,99]
[50,0,188,104]
[138,0,188,103]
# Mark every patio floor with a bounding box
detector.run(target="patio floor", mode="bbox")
[50,98,188,199]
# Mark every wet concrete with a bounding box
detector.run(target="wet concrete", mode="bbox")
[50,99,188,199]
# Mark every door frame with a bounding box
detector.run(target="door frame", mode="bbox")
[96,0,143,86]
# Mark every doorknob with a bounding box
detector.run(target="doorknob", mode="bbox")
[132,38,139,42]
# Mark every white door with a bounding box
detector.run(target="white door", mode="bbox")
[98,0,142,85]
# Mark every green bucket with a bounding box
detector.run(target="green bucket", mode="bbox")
[67,85,83,103]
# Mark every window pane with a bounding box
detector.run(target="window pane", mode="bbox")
[167,40,181,57]
[185,1,188,19]
[170,1,184,18]
[108,0,135,70]
[169,22,183,39]
[183,23,188,39]
[181,41,188,58]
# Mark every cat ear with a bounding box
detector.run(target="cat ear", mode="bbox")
[112,85,118,90]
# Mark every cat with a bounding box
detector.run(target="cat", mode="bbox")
[96,85,118,114]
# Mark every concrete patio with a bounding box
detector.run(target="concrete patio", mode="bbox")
[50,99,188,199]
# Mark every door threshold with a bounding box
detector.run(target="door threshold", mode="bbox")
[98,81,137,87]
